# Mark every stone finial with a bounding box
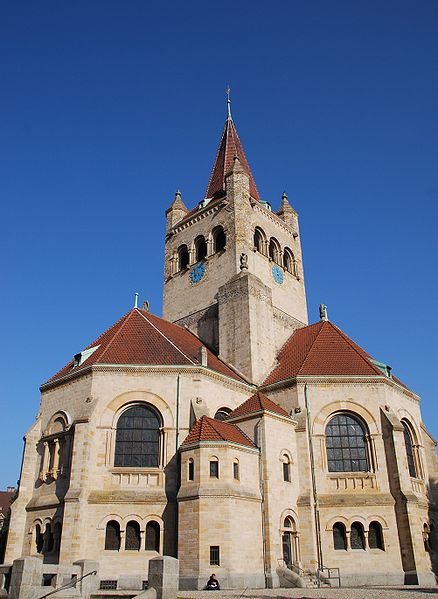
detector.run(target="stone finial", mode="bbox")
[199,346,208,366]
[240,253,248,270]
[319,303,328,321]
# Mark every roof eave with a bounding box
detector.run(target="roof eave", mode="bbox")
[261,374,418,400]
[180,440,259,452]
[41,363,253,392]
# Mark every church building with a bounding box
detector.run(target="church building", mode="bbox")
[5,99,438,589]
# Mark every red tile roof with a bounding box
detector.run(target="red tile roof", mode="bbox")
[182,416,255,448]
[47,308,244,384]
[205,117,260,202]
[0,490,14,515]
[228,392,289,419]
[264,320,397,385]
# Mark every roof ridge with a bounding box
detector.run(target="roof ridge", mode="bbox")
[136,309,197,365]
[204,120,228,199]
[327,321,383,376]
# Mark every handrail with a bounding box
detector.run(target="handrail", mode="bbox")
[39,569,97,599]
[317,566,341,588]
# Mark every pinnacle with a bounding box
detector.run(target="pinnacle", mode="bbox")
[166,189,188,214]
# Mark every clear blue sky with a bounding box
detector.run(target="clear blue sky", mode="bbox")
[1,1,437,488]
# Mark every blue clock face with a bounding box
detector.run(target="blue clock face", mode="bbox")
[272,264,284,284]
[190,262,206,284]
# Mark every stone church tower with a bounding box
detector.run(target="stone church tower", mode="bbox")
[162,99,307,383]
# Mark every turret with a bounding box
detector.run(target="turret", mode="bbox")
[165,189,188,235]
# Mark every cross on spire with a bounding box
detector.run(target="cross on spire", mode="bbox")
[226,85,232,120]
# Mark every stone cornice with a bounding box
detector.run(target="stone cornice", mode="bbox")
[170,198,226,233]
[251,200,295,235]
[41,363,254,393]
[261,375,419,402]
[179,440,259,454]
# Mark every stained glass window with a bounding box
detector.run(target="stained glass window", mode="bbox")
[125,521,141,551]
[145,521,160,552]
[114,405,160,468]
[368,521,384,550]
[326,413,369,472]
[350,522,365,550]
[105,521,120,551]
[402,422,417,478]
[333,522,347,550]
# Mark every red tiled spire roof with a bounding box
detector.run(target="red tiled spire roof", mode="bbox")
[228,392,289,419]
[264,320,395,385]
[205,116,260,202]
[182,416,255,448]
[47,308,244,384]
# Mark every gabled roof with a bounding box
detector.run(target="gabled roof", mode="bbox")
[182,416,256,448]
[205,116,260,202]
[228,391,289,419]
[264,320,398,385]
[47,308,245,384]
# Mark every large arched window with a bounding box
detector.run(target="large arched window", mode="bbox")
[114,405,161,468]
[177,244,189,271]
[350,522,365,550]
[125,521,141,551]
[253,227,266,254]
[333,522,347,550]
[194,235,207,262]
[105,520,121,551]
[212,226,226,253]
[145,521,160,552]
[402,421,418,478]
[325,413,369,472]
[368,521,384,550]
[268,237,281,264]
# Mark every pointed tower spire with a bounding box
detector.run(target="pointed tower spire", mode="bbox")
[204,95,260,202]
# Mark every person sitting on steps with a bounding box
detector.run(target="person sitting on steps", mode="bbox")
[206,573,220,590]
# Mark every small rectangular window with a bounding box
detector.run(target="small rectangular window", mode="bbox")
[210,460,219,478]
[283,462,290,482]
[188,460,194,481]
[210,545,220,566]
[233,462,239,480]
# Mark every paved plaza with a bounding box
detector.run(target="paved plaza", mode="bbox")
[179,587,438,599]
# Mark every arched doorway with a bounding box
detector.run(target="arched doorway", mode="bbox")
[282,516,299,569]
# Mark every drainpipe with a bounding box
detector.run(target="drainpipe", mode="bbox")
[304,384,323,575]
[256,419,269,587]
[175,373,181,559]
[176,374,181,453]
